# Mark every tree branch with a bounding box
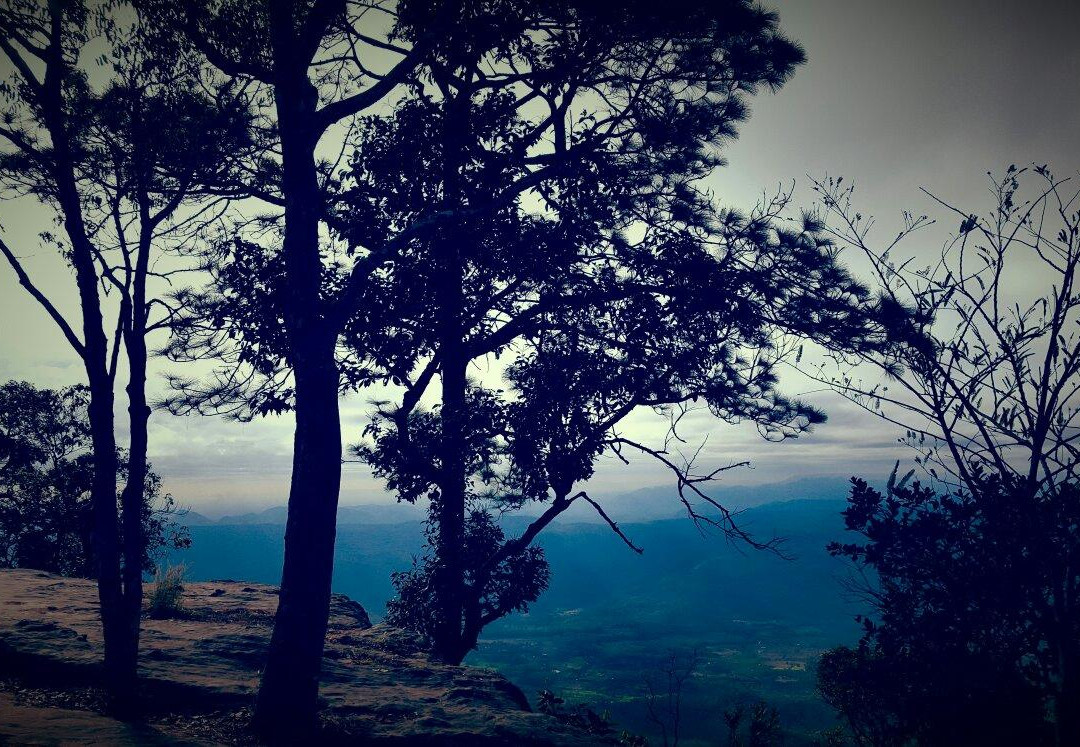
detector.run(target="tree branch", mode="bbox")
[0,235,85,357]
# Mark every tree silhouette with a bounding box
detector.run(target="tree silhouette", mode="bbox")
[148,0,898,726]
[814,166,1080,503]
[338,9,888,662]
[149,0,834,723]
[380,1,813,663]
[813,166,1080,745]
[135,0,449,731]
[0,0,246,709]
[384,508,550,650]
[362,181,882,661]
[0,380,189,577]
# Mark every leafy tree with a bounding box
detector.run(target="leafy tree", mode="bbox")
[385,509,549,647]
[0,0,246,707]
[345,5,887,664]
[136,0,447,731]
[150,0,830,718]
[819,474,1063,745]
[0,381,189,577]
[363,0,814,665]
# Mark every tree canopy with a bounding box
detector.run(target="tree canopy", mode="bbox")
[0,381,189,578]
[157,0,896,667]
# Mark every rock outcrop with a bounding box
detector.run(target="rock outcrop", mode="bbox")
[0,569,607,745]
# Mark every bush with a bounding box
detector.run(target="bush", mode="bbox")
[819,474,1062,745]
[147,564,186,619]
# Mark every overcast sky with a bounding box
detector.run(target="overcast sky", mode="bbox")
[1,0,1078,516]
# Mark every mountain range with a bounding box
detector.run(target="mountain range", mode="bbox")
[179,474,854,526]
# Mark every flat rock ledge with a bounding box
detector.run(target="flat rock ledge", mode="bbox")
[0,568,607,745]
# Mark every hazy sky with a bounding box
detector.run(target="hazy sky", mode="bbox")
[1,0,1078,516]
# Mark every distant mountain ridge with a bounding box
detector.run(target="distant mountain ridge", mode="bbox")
[169,477,861,632]
[180,501,427,527]
[179,474,854,527]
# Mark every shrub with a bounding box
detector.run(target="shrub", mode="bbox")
[147,564,186,619]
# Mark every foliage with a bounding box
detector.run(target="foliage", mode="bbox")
[0,0,248,701]
[813,167,1080,745]
[133,0,896,726]
[818,473,1071,745]
[334,0,892,662]
[723,700,783,747]
[385,510,549,645]
[0,381,189,578]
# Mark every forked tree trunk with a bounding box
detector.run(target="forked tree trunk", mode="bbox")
[15,0,160,713]
[455,592,484,665]
[71,241,133,706]
[446,491,575,666]
[48,96,134,707]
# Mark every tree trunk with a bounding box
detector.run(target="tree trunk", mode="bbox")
[49,106,133,711]
[253,344,342,736]
[432,330,468,662]
[430,86,470,663]
[454,589,484,666]
[253,21,344,733]
[116,396,146,708]
[444,492,575,665]
[86,369,129,706]
[70,229,132,706]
